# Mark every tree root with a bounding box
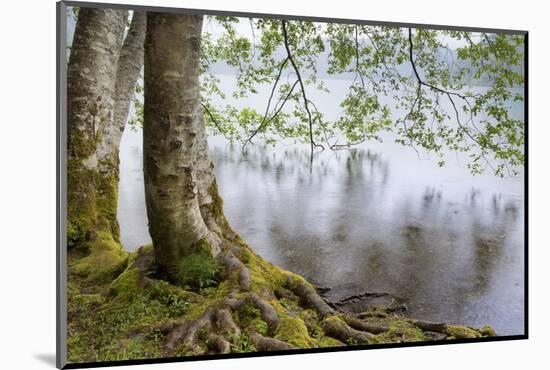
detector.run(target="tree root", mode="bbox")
[343,316,389,334]
[412,320,447,333]
[285,276,336,317]
[322,316,376,344]
[165,308,216,354]
[224,293,280,329]
[206,334,231,354]
[162,226,455,355]
[219,249,251,291]
[249,331,295,351]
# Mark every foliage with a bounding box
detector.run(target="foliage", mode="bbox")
[197,18,525,176]
[126,16,524,176]
[231,334,257,353]
[174,253,221,291]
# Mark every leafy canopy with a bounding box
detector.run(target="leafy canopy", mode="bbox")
[135,16,525,177]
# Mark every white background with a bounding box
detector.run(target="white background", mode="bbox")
[0,0,547,369]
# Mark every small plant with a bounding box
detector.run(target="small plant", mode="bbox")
[174,253,220,291]
[232,334,257,353]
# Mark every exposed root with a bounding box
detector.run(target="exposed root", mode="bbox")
[219,249,251,291]
[224,293,280,329]
[412,320,447,333]
[249,331,295,351]
[322,316,376,344]
[285,276,336,317]
[165,308,215,354]
[343,316,389,334]
[206,334,231,354]
[215,308,241,337]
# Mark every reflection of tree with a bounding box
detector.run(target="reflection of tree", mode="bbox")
[210,138,523,329]
[406,187,521,322]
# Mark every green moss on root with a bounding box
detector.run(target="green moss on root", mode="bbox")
[479,325,497,337]
[235,305,269,336]
[446,325,482,339]
[377,319,426,342]
[67,230,497,363]
[274,315,316,348]
[72,235,128,284]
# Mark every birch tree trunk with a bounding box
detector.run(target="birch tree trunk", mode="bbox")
[68,9,146,247]
[67,8,127,245]
[144,13,218,275]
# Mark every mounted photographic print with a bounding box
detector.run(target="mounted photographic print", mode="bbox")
[56,1,527,368]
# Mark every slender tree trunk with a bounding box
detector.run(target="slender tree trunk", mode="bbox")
[67,8,127,245]
[68,9,146,246]
[113,11,147,140]
[144,13,221,275]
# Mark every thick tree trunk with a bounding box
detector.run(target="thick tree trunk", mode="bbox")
[68,10,146,247]
[67,8,127,245]
[144,13,222,275]
[140,11,430,356]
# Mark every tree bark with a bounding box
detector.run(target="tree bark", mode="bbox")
[144,13,219,275]
[67,8,127,245]
[68,10,146,247]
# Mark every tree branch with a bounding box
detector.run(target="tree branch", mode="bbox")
[282,20,324,159]
[242,57,289,152]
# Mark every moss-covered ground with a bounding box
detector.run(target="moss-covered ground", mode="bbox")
[67,240,496,364]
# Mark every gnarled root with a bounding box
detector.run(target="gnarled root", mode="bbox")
[322,316,376,344]
[224,293,280,329]
[218,249,251,291]
[165,308,216,354]
[285,276,336,317]
[249,331,295,351]
[412,320,447,333]
[206,334,231,354]
[343,316,389,334]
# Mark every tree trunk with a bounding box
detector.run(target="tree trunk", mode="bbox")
[68,9,146,246]
[140,11,388,355]
[144,13,222,275]
[67,8,127,245]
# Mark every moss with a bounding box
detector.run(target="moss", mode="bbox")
[479,325,497,337]
[242,246,291,294]
[203,180,234,237]
[67,154,121,247]
[446,325,482,339]
[109,268,141,300]
[235,305,269,336]
[298,309,322,338]
[174,251,221,291]
[72,236,128,283]
[385,319,426,342]
[68,248,199,363]
[274,315,316,348]
[231,334,257,353]
[316,336,345,348]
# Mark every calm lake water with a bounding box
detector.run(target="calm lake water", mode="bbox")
[117,78,524,336]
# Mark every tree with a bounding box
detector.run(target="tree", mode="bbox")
[199,19,524,176]
[141,12,519,352]
[67,8,145,279]
[67,8,519,359]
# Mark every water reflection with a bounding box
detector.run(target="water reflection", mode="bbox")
[210,138,524,336]
[117,127,524,336]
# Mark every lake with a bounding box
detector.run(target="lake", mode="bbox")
[117,77,524,336]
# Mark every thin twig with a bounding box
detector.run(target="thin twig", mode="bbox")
[282,20,324,160]
[242,57,289,152]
